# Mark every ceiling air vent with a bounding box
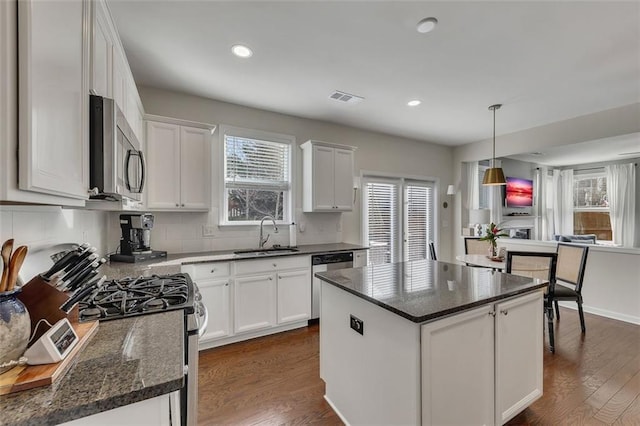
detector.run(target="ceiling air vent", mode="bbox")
[329,90,364,104]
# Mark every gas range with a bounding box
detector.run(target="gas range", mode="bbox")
[79,273,195,322]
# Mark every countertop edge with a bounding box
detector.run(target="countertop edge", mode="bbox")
[19,379,184,426]
[317,274,548,324]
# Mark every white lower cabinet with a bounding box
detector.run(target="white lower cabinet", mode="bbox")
[198,278,231,341]
[59,391,178,426]
[277,269,311,324]
[421,290,543,425]
[182,255,311,349]
[234,273,277,333]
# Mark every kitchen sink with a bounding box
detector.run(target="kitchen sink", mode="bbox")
[233,247,300,256]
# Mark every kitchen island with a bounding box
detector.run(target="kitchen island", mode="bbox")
[316,260,547,426]
[0,311,184,426]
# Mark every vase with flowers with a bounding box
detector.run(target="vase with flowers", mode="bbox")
[479,223,509,259]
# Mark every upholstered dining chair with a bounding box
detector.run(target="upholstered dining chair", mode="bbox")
[428,241,437,261]
[551,243,590,334]
[506,250,558,352]
[464,237,491,255]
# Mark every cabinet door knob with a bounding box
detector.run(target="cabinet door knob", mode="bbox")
[211,268,216,273]
[181,203,185,207]
[488,311,496,317]
[501,310,508,316]
[278,275,282,279]
[273,263,277,267]
[269,277,273,281]
[225,282,229,286]
[175,203,179,207]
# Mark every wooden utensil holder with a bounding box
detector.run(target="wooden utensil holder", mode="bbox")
[17,276,78,343]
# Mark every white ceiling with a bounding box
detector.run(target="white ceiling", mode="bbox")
[108,1,640,148]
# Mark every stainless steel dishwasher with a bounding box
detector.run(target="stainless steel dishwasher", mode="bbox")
[311,251,354,319]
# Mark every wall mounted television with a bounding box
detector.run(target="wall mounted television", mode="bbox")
[505,177,534,207]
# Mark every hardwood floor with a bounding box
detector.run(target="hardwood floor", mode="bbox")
[198,309,640,425]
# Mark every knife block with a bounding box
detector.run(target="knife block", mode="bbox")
[17,276,78,344]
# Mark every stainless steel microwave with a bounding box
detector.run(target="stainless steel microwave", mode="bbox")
[89,95,144,202]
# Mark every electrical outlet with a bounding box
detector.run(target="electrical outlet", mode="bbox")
[350,314,364,335]
[202,225,216,237]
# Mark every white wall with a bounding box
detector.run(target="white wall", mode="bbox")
[125,87,455,257]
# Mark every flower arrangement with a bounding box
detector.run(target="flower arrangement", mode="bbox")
[479,223,509,258]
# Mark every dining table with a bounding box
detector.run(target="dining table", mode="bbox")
[456,254,505,271]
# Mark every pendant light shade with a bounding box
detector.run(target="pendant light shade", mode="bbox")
[482,104,506,186]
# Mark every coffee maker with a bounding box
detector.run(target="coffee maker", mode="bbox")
[110,213,167,263]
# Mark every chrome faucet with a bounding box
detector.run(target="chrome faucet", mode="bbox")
[259,216,278,248]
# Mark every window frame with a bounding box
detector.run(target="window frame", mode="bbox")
[219,125,295,226]
[572,170,612,240]
[572,171,610,213]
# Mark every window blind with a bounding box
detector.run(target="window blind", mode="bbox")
[365,182,399,265]
[404,184,433,261]
[224,135,290,190]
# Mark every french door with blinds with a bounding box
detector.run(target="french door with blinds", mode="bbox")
[363,176,436,265]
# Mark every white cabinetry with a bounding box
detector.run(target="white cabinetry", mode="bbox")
[421,291,543,425]
[146,120,212,211]
[353,251,367,267]
[60,391,178,426]
[277,269,311,324]
[90,0,112,98]
[182,262,232,347]
[234,273,277,333]
[182,255,310,350]
[301,140,356,212]
[17,0,90,203]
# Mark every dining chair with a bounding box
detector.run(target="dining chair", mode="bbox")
[506,250,558,352]
[428,241,437,261]
[464,237,491,255]
[551,243,590,334]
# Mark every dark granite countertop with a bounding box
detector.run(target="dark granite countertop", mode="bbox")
[0,311,184,426]
[315,260,548,323]
[102,243,368,280]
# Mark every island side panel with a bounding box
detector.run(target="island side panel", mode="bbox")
[320,281,421,425]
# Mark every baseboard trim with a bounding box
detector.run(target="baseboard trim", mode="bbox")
[324,394,351,426]
[198,321,308,350]
[558,302,640,325]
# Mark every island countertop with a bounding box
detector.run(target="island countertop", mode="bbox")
[315,259,548,323]
[0,311,184,426]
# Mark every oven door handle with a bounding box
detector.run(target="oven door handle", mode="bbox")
[197,303,209,338]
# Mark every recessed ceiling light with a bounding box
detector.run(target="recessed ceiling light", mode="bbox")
[416,17,438,34]
[407,100,421,107]
[231,44,253,58]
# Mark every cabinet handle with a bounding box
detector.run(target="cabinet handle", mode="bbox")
[269,277,273,281]
[210,268,216,273]
[175,203,179,207]
[278,275,282,279]
[225,282,229,286]
[488,311,496,317]
[501,310,508,316]
[273,263,277,267]
[181,203,185,207]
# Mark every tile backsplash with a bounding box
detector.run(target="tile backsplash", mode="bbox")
[0,205,109,254]
[106,207,343,254]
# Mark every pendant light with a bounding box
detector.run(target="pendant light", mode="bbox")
[482,104,506,186]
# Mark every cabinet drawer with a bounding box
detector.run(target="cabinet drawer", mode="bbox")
[235,255,309,275]
[182,262,231,280]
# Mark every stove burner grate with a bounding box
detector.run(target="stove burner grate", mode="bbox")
[79,273,194,322]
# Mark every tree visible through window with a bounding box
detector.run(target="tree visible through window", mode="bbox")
[223,130,292,224]
[573,173,611,240]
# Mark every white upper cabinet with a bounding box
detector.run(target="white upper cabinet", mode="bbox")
[17,0,90,202]
[301,140,356,212]
[90,0,112,98]
[146,119,212,211]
